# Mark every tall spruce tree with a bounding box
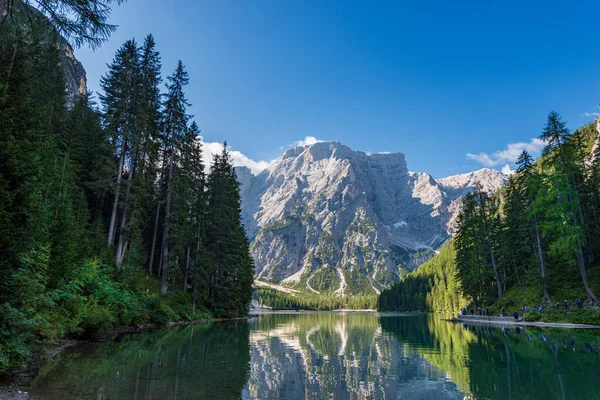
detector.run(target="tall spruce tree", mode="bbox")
[539,112,597,302]
[206,145,254,316]
[100,39,141,255]
[159,60,191,294]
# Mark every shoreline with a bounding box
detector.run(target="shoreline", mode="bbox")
[446,317,600,329]
[0,315,257,400]
[252,309,380,314]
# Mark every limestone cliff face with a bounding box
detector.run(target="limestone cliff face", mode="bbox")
[237,142,507,296]
[59,40,87,110]
[5,1,87,109]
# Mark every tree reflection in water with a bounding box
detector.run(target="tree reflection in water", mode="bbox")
[24,312,600,400]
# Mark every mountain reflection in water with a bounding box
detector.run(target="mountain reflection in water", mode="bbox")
[24,312,600,399]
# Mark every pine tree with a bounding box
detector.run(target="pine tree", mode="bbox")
[539,112,597,302]
[2,0,125,49]
[100,39,141,254]
[137,34,163,276]
[206,145,254,316]
[159,60,191,294]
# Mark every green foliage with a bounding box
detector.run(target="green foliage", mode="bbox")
[523,310,542,321]
[205,145,254,317]
[378,242,468,312]
[253,288,378,310]
[4,0,126,49]
[310,267,340,293]
[435,111,600,321]
[0,9,248,374]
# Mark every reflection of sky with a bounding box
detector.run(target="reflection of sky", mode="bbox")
[242,315,465,399]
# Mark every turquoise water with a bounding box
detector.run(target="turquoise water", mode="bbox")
[23,312,600,399]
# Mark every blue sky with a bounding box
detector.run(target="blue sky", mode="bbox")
[76,0,600,177]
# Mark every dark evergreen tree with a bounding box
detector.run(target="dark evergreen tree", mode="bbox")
[206,145,254,316]
[159,60,191,294]
[1,0,126,49]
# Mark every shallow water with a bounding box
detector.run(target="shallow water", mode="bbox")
[23,312,600,399]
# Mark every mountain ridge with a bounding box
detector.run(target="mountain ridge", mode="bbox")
[237,141,507,296]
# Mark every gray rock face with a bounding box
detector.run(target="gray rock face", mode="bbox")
[238,142,506,296]
[59,42,87,110]
[6,2,87,110]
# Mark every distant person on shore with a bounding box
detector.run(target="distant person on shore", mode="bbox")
[478,308,482,316]
[513,311,519,321]
[485,307,490,316]
[556,302,560,309]
[470,309,474,315]
[564,300,568,310]
[500,307,506,317]
[536,305,542,313]
[576,299,583,309]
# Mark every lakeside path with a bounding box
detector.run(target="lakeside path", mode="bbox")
[447,315,600,329]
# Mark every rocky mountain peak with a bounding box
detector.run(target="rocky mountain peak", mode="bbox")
[237,142,507,296]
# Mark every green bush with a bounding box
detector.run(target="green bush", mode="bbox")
[523,310,541,322]
[80,297,118,332]
[147,299,179,324]
[562,309,600,325]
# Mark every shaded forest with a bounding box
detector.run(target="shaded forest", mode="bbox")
[0,1,253,373]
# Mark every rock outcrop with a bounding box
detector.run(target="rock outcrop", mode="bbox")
[3,1,87,109]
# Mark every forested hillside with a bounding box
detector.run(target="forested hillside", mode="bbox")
[378,242,468,312]
[380,113,600,322]
[0,1,253,373]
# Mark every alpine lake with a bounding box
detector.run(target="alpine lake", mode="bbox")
[20,312,600,399]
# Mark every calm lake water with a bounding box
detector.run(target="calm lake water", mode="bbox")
[22,312,600,399]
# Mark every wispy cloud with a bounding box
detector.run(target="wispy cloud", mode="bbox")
[581,104,600,118]
[466,138,546,167]
[202,140,272,175]
[293,136,324,147]
[199,135,328,175]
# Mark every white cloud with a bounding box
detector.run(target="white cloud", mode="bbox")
[202,140,272,175]
[466,138,546,167]
[198,135,325,176]
[581,112,600,118]
[501,164,515,175]
[293,136,324,147]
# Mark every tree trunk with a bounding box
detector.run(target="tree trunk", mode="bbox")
[192,281,197,312]
[553,177,597,302]
[160,147,175,294]
[534,218,550,303]
[485,229,502,299]
[183,246,190,292]
[148,202,160,275]
[498,226,507,293]
[116,163,135,266]
[575,232,597,302]
[511,257,522,288]
[476,191,502,299]
[5,40,18,83]
[108,137,126,246]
